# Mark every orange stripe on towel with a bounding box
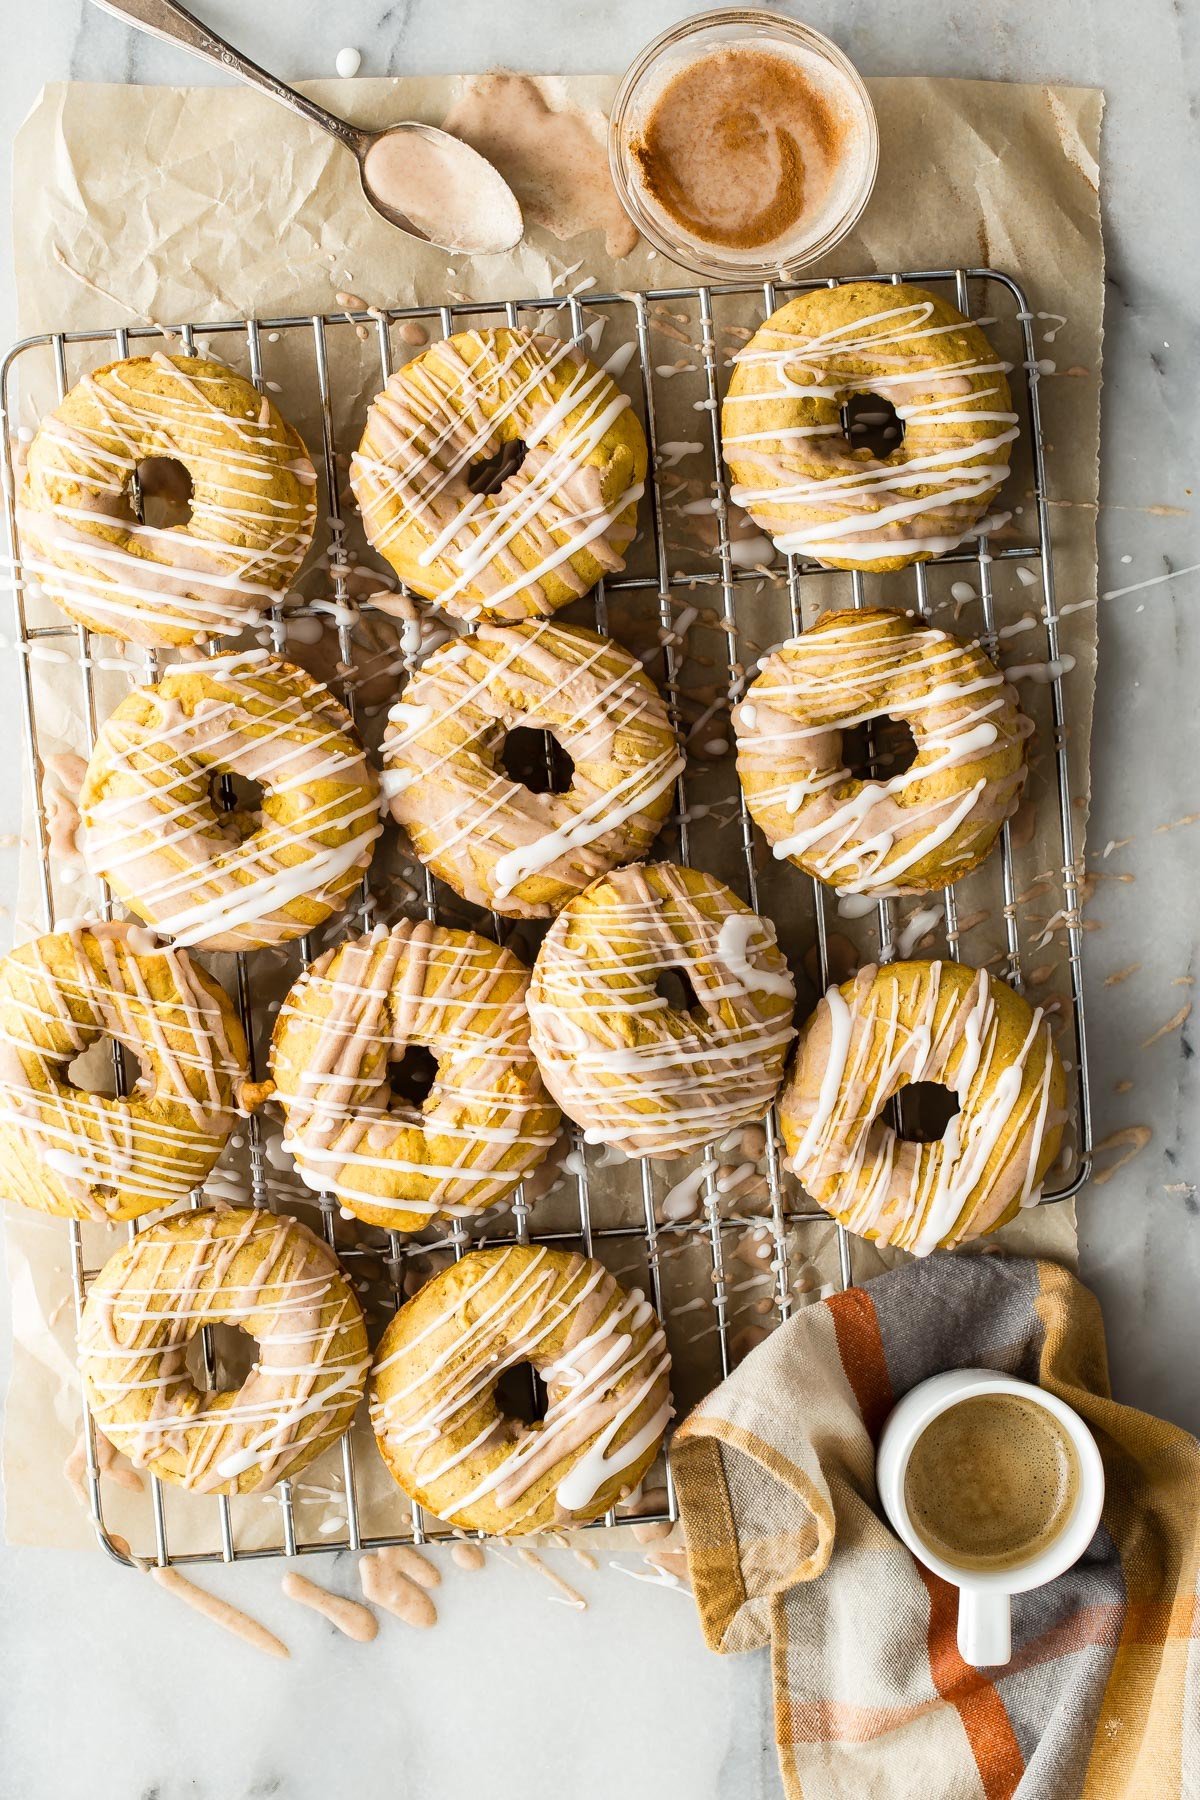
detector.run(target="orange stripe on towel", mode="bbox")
[827,1286,894,1439]
[919,1564,1026,1800]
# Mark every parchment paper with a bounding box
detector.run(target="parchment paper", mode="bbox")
[3,74,1103,1549]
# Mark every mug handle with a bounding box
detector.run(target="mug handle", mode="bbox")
[957,1587,1011,1667]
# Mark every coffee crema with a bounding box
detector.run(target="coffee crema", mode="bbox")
[904,1392,1081,1572]
[625,41,862,257]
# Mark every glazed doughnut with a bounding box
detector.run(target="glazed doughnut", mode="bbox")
[78,651,381,952]
[17,354,316,646]
[722,283,1016,571]
[370,1245,672,1534]
[0,922,246,1222]
[528,862,796,1158]
[350,329,647,624]
[381,621,682,918]
[79,1206,369,1494]
[734,608,1030,897]
[269,921,560,1232]
[780,959,1066,1254]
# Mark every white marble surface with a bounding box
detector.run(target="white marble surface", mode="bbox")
[0,4,1197,1797]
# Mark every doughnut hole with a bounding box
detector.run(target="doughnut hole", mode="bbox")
[654,964,701,1017]
[66,1038,127,1098]
[388,1042,440,1109]
[499,724,575,795]
[184,1320,258,1393]
[496,1358,549,1424]
[135,454,194,528]
[892,1080,960,1144]
[841,714,918,782]
[209,770,267,834]
[839,391,905,460]
[467,437,527,496]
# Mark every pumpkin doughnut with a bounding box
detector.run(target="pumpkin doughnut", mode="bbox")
[79,1206,369,1495]
[370,1245,672,1534]
[780,959,1066,1255]
[350,328,647,624]
[0,922,246,1222]
[722,283,1016,571]
[78,651,381,952]
[381,621,683,918]
[734,608,1030,898]
[269,921,560,1232]
[16,354,316,646]
[528,862,796,1159]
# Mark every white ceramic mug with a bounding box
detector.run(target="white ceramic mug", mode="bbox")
[876,1369,1105,1668]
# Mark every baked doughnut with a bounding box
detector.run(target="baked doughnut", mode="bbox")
[17,354,316,646]
[350,329,647,624]
[370,1245,672,1534]
[79,1206,369,1494]
[722,283,1016,571]
[528,862,796,1158]
[381,621,682,918]
[780,959,1066,1254]
[734,608,1030,897]
[78,651,381,952]
[0,923,246,1222]
[269,921,560,1232]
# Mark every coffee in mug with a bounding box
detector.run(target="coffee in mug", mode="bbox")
[902,1392,1081,1572]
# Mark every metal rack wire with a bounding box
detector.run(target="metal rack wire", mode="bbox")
[0,266,1092,1568]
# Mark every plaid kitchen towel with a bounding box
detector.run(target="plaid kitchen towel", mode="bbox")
[671,1253,1200,1800]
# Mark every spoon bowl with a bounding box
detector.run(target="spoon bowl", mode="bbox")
[92,0,524,256]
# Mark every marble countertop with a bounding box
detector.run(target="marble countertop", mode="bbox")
[1,4,1197,1797]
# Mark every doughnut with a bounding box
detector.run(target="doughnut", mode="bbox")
[780,959,1066,1254]
[16,354,316,646]
[350,329,647,624]
[381,621,682,918]
[528,862,796,1158]
[370,1245,672,1534]
[78,650,381,952]
[79,1206,369,1494]
[269,921,560,1232]
[722,283,1016,571]
[734,608,1030,897]
[0,923,246,1222]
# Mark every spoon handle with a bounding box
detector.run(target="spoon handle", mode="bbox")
[89,0,369,155]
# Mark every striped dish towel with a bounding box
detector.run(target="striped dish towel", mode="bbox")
[671,1253,1200,1800]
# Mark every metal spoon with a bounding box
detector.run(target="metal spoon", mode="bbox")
[90,0,524,255]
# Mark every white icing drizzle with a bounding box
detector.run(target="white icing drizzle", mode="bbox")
[381,620,682,917]
[79,651,381,952]
[0,922,245,1222]
[782,960,1065,1254]
[16,354,316,645]
[735,609,1030,897]
[723,290,1017,566]
[370,1245,672,1533]
[78,1207,369,1493]
[350,330,644,623]
[528,862,796,1159]
[269,920,560,1229]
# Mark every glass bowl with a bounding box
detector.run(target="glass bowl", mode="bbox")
[608,8,879,281]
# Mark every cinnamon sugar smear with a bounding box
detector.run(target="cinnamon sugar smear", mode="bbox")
[624,41,870,262]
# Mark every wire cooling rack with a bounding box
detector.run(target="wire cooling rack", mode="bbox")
[0,267,1092,1568]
